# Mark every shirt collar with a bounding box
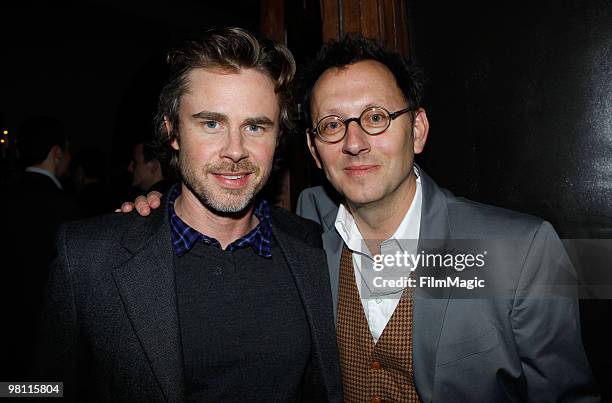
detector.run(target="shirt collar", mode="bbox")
[167,184,272,258]
[334,166,422,256]
[25,166,63,190]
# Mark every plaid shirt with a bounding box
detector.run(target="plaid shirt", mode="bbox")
[168,185,272,258]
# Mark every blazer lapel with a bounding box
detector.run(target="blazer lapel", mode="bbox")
[411,168,452,403]
[321,206,342,321]
[272,217,342,403]
[112,211,185,403]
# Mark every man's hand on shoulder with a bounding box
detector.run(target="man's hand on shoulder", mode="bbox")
[115,191,163,217]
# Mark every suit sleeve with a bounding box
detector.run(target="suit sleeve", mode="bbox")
[34,224,86,402]
[511,221,600,402]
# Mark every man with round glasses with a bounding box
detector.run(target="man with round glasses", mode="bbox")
[296,36,597,402]
[125,35,598,401]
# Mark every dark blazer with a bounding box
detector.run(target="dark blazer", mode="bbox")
[296,167,600,402]
[36,201,343,402]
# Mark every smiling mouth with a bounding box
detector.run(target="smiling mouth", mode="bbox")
[219,174,247,180]
[344,165,379,173]
[211,172,254,188]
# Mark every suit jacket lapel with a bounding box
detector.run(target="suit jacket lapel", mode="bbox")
[112,210,185,403]
[321,207,342,321]
[412,169,452,403]
[272,214,342,403]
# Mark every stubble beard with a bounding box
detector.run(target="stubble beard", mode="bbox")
[179,156,268,214]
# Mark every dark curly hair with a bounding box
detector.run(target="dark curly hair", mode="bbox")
[154,27,296,175]
[299,35,424,125]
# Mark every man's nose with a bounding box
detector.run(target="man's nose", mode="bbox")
[220,130,249,162]
[342,120,371,156]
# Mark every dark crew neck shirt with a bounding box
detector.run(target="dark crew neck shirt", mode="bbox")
[173,236,312,402]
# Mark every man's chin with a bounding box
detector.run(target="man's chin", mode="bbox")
[197,188,257,216]
[340,187,385,208]
[183,172,268,216]
[208,201,252,215]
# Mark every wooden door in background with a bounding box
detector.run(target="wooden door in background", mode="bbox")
[260,0,411,209]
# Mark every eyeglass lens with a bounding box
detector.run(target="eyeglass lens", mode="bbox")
[317,107,391,141]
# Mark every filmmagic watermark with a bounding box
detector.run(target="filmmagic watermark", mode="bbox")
[372,250,487,272]
[355,239,495,299]
[369,249,488,293]
[352,239,612,300]
[372,275,486,290]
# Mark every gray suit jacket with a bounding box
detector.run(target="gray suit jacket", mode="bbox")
[36,201,343,402]
[296,168,599,402]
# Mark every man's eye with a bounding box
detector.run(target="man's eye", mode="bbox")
[365,113,388,126]
[244,124,265,135]
[325,121,341,131]
[205,121,220,129]
[367,113,386,123]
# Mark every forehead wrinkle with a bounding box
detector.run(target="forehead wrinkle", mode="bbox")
[181,67,242,102]
[312,60,406,110]
[322,102,392,118]
[180,68,280,136]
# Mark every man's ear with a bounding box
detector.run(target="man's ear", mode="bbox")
[306,130,323,169]
[412,108,430,155]
[165,117,179,150]
[48,145,62,162]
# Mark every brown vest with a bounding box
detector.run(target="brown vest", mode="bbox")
[336,245,421,403]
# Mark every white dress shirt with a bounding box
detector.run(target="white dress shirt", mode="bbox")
[334,168,422,342]
[25,166,63,190]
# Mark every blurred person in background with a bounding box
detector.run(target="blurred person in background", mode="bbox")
[0,115,80,379]
[128,140,173,195]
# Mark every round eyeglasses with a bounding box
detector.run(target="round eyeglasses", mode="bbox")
[310,106,414,144]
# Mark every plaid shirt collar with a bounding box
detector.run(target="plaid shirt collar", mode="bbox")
[168,185,272,258]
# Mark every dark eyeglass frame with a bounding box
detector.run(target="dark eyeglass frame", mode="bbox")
[310,106,415,144]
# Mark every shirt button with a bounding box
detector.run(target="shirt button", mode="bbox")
[375,298,382,304]
[371,361,381,369]
[372,397,382,403]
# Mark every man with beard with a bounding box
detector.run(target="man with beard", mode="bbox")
[129,36,598,401]
[36,27,342,403]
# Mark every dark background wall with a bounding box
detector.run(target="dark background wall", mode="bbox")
[2,0,609,233]
[410,0,611,239]
[408,0,611,398]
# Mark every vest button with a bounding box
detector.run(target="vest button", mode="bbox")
[371,360,381,369]
[371,397,382,403]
